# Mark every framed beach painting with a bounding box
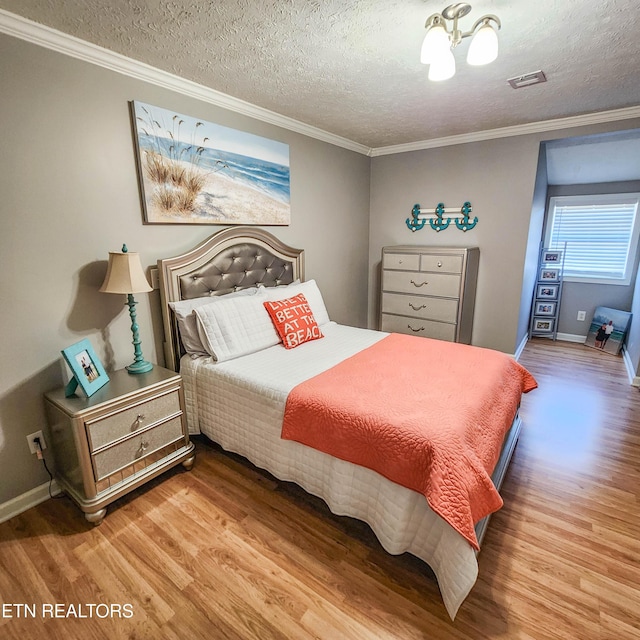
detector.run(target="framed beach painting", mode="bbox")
[131,101,290,225]
[585,306,632,355]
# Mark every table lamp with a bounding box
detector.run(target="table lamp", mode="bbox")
[100,244,153,374]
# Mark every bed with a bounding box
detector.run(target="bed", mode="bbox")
[157,227,536,619]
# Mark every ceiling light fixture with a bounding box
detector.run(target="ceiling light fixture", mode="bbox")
[420,3,501,81]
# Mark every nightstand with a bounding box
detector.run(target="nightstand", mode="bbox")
[44,366,195,525]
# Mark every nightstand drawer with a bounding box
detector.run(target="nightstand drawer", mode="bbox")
[382,270,461,298]
[420,254,463,273]
[92,416,184,481]
[381,292,458,323]
[87,389,182,451]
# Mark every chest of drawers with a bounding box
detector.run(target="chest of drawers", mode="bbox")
[380,246,479,343]
[44,366,195,524]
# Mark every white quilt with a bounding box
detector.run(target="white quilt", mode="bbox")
[180,323,479,618]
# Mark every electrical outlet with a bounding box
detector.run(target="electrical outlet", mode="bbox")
[577,310,586,321]
[26,430,46,454]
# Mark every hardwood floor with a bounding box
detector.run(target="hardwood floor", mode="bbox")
[1,338,639,639]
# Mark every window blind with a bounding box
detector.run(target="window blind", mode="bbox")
[547,197,639,281]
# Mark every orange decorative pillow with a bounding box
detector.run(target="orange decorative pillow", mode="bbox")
[263,293,324,349]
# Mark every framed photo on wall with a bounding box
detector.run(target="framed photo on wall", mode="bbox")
[61,339,109,397]
[536,284,559,299]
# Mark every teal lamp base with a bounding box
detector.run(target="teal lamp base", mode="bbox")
[125,293,153,375]
[126,359,153,374]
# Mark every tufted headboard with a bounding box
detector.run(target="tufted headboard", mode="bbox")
[157,226,305,371]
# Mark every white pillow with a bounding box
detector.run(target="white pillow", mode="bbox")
[169,287,259,357]
[194,289,280,362]
[264,279,330,326]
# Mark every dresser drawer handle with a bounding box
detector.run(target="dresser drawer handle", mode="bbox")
[410,279,429,287]
[139,440,149,454]
[408,324,425,333]
[437,261,443,267]
[409,303,427,310]
[132,414,146,431]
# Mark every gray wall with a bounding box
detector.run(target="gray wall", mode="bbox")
[368,121,640,355]
[0,34,371,505]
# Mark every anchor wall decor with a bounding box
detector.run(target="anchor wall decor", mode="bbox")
[406,201,478,232]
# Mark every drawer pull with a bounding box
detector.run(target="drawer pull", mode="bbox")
[437,261,443,267]
[408,324,425,333]
[409,303,427,310]
[137,440,150,456]
[410,279,429,287]
[132,414,146,431]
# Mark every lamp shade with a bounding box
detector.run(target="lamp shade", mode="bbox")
[467,22,499,66]
[100,246,152,294]
[420,23,450,64]
[428,48,456,81]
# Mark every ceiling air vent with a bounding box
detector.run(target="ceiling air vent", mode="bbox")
[507,70,547,89]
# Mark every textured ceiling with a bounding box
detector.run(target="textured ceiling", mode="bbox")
[1,0,640,148]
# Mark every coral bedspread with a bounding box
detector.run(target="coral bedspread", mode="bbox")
[282,334,537,549]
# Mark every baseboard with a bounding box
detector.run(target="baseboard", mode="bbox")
[514,334,528,360]
[555,332,587,343]
[621,347,638,386]
[0,480,61,524]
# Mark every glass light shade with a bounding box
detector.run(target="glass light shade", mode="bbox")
[420,23,450,64]
[467,22,499,66]
[428,48,456,81]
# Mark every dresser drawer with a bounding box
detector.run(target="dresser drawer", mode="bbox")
[381,292,458,323]
[381,314,456,341]
[420,254,463,273]
[91,416,184,481]
[382,252,420,271]
[382,270,461,298]
[87,389,182,451]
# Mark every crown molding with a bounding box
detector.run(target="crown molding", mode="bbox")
[370,106,640,157]
[0,9,371,156]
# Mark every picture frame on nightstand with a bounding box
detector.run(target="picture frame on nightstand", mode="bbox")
[61,338,109,397]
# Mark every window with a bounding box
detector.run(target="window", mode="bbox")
[545,193,640,285]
